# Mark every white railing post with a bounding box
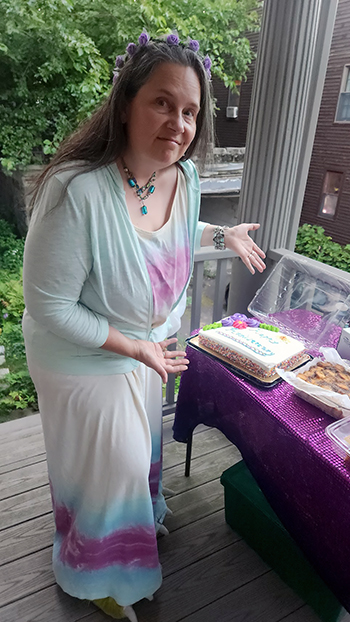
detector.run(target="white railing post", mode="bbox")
[190,260,205,334]
[213,258,230,322]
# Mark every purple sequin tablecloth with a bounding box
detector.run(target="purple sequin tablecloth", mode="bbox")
[173,335,350,611]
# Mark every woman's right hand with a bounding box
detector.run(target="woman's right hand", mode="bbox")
[101,328,188,383]
[133,337,189,383]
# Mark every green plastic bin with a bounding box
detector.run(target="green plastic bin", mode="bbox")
[221,460,344,622]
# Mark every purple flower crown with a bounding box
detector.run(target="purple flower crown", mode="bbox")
[113,31,212,83]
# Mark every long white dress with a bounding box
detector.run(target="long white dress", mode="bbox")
[26,168,191,607]
[28,360,165,606]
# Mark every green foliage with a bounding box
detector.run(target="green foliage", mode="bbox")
[0,218,37,419]
[0,323,26,363]
[0,276,24,328]
[162,372,182,399]
[75,0,261,87]
[0,0,110,170]
[0,0,261,170]
[0,224,25,331]
[0,370,38,417]
[295,224,350,273]
[0,220,25,330]
[0,220,25,273]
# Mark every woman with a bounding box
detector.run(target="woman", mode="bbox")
[22,33,266,621]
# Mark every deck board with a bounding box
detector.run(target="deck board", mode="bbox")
[0,412,323,622]
[0,436,46,470]
[0,460,48,500]
[0,514,54,566]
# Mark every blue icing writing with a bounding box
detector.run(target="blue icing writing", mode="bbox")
[217,328,275,357]
[254,333,279,345]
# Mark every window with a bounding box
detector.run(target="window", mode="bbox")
[335,65,350,122]
[318,171,343,218]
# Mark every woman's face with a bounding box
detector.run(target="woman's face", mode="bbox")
[124,62,201,169]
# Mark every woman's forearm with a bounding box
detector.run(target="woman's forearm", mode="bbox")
[100,326,138,359]
[200,224,216,246]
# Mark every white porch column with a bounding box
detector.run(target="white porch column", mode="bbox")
[228,0,338,314]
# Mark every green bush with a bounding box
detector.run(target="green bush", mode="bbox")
[0,323,26,364]
[0,221,25,273]
[0,270,25,329]
[0,370,38,419]
[295,224,350,273]
[0,218,38,420]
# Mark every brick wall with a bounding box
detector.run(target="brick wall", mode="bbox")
[299,0,350,245]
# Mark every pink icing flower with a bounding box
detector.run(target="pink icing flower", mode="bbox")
[233,320,248,329]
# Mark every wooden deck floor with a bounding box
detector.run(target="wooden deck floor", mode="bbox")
[0,413,322,622]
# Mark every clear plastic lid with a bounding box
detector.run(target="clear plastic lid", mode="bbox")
[248,255,350,350]
[326,417,350,458]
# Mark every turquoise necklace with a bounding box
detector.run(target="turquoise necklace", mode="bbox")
[122,159,156,215]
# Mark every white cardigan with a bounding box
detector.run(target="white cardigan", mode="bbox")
[23,160,207,375]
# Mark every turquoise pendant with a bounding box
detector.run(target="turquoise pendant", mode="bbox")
[141,205,148,215]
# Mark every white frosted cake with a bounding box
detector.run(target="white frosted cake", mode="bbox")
[198,321,306,378]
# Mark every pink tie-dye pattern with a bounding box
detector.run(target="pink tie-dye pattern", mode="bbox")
[59,521,159,570]
[144,244,190,320]
[51,485,159,570]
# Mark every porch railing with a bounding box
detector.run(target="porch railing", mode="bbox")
[163,247,236,415]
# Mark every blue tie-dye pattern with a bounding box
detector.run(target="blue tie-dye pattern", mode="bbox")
[53,544,162,606]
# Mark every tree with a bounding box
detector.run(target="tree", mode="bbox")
[0,0,110,170]
[0,0,261,170]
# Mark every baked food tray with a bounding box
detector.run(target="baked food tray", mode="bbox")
[186,335,312,389]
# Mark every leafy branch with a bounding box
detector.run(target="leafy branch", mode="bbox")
[295,224,350,273]
[0,0,261,170]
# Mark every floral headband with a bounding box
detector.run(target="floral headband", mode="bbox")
[113,31,212,83]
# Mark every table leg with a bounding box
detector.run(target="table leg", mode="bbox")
[185,431,193,477]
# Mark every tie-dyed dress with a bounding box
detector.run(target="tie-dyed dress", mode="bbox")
[27,167,191,607]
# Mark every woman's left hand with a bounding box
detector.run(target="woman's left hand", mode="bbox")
[224,223,266,275]
[133,337,189,383]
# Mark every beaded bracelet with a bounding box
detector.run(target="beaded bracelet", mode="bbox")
[213,225,228,250]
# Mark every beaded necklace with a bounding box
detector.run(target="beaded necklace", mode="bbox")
[122,159,156,215]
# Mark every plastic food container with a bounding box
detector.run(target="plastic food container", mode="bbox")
[277,348,350,419]
[248,255,350,351]
[325,417,350,459]
[247,255,350,416]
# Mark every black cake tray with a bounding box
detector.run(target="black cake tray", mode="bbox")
[186,335,312,390]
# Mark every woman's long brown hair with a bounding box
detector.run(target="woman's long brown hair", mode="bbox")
[29,40,214,216]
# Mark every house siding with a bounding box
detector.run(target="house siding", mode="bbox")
[213,0,350,246]
[299,0,350,245]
